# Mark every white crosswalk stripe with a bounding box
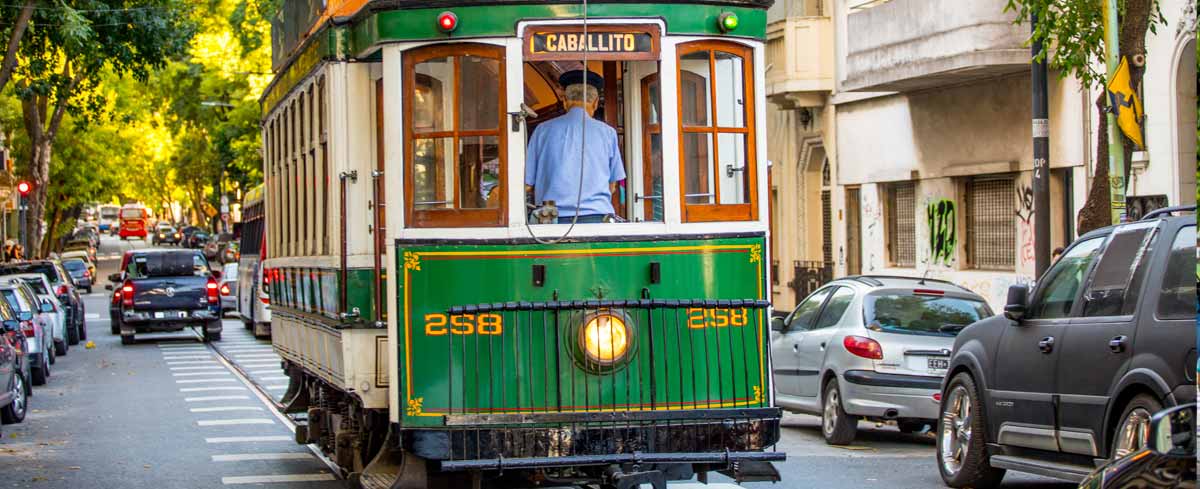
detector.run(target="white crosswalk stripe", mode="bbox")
[211,453,314,462]
[179,386,246,392]
[176,378,239,384]
[173,372,233,377]
[205,436,292,443]
[190,406,264,413]
[221,474,336,484]
[197,419,274,426]
[170,366,226,371]
[186,395,251,402]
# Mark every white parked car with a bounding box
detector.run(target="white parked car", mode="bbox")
[5,274,68,357]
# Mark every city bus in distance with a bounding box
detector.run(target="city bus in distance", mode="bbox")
[235,185,269,338]
[97,204,120,232]
[117,204,150,241]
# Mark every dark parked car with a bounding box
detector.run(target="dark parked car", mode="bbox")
[936,209,1196,487]
[1078,403,1195,489]
[109,249,223,344]
[0,261,85,345]
[0,305,29,432]
[61,258,93,294]
[187,231,211,249]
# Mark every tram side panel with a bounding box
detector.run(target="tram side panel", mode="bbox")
[394,235,779,463]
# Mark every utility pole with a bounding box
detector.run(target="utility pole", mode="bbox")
[1103,0,1126,224]
[1031,13,1051,277]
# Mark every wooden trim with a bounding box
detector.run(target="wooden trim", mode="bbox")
[675,40,758,224]
[640,72,661,222]
[403,43,508,228]
[523,24,661,62]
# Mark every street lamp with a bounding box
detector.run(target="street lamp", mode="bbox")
[201,100,233,232]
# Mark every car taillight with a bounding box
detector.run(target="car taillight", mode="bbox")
[56,284,68,296]
[21,321,34,337]
[219,283,231,296]
[206,278,219,305]
[83,270,90,279]
[261,270,271,304]
[843,335,884,360]
[111,290,120,304]
[121,281,134,307]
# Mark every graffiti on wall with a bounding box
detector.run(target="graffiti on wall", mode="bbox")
[926,199,956,265]
[1016,185,1035,266]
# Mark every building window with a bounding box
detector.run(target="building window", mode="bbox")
[404,43,507,228]
[676,40,758,222]
[966,176,1015,270]
[884,181,915,267]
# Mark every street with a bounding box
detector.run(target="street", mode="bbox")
[0,239,1079,489]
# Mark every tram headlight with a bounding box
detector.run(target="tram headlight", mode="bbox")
[579,313,630,366]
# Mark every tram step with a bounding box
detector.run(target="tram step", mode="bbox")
[356,472,397,489]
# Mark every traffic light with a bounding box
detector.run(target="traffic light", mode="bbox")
[16,181,29,196]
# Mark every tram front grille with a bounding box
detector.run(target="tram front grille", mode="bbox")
[422,298,777,461]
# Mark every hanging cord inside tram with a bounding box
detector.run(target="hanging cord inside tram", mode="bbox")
[525,0,589,245]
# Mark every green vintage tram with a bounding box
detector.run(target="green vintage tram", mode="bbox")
[259,0,781,487]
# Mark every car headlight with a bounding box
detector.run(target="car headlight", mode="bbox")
[579,312,630,366]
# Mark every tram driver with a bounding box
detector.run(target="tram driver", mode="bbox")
[524,70,626,224]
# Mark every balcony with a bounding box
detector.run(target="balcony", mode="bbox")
[842,0,1028,93]
[765,16,835,108]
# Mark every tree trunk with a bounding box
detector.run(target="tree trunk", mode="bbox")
[1076,0,1155,235]
[25,137,50,255]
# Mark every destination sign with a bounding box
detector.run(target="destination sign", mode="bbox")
[525,25,660,61]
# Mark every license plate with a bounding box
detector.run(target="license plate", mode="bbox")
[154,311,186,319]
[928,358,949,370]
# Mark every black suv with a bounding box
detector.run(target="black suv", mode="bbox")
[0,261,85,345]
[937,208,1196,487]
[111,249,223,344]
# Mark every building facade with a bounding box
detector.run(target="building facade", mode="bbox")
[767,0,1197,311]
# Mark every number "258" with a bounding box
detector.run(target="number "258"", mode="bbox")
[424,313,503,336]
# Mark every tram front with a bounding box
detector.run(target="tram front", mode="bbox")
[374,1,784,487]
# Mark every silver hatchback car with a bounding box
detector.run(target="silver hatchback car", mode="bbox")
[770,276,993,444]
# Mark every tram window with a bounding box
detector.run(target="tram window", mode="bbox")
[676,41,757,222]
[404,44,507,228]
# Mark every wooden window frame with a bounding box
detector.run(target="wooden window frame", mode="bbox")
[403,43,508,228]
[675,40,758,223]
[640,72,661,222]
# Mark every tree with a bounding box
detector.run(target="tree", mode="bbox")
[0,1,37,93]
[1005,0,1167,235]
[13,0,195,254]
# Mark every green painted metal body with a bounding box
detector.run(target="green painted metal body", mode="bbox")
[395,235,768,428]
[268,267,380,325]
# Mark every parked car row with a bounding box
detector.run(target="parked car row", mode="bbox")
[773,207,1196,488]
[0,257,90,437]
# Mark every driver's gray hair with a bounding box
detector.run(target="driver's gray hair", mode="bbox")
[564,83,599,104]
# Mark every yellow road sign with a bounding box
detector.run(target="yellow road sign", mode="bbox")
[1106,56,1144,149]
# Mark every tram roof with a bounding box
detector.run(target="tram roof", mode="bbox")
[347,0,773,17]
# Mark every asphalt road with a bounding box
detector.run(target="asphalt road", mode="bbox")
[0,234,1077,489]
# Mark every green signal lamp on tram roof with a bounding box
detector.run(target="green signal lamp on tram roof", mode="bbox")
[718,12,739,33]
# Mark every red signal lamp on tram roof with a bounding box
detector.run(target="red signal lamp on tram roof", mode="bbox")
[16,181,29,195]
[437,11,458,33]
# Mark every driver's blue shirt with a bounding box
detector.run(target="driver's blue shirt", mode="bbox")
[525,107,626,217]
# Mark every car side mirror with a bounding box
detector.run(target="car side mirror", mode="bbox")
[1003,284,1029,322]
[770,316,786,333]
[39,302,53,313]
[211,270,222,280]
[1150,403,1196,458]
[105,284,114,291]
[18,311,32,322]
[108,273,121,283]
[1,320,16,332]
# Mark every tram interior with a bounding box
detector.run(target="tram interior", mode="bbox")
[409,54,751,225]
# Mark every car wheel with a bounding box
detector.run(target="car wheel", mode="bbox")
[1112,394,1161,459]
[30,355,46,386]
[55,339,67,356]
[821,379,857,445]
[66,317,79,345]
[120,334,135,345]
[898,420,928,434]
[937,373,1004,488]
[47,344,55,365]
[1,371,27,424]
[202,320,221,342]
[78,317,86,341]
